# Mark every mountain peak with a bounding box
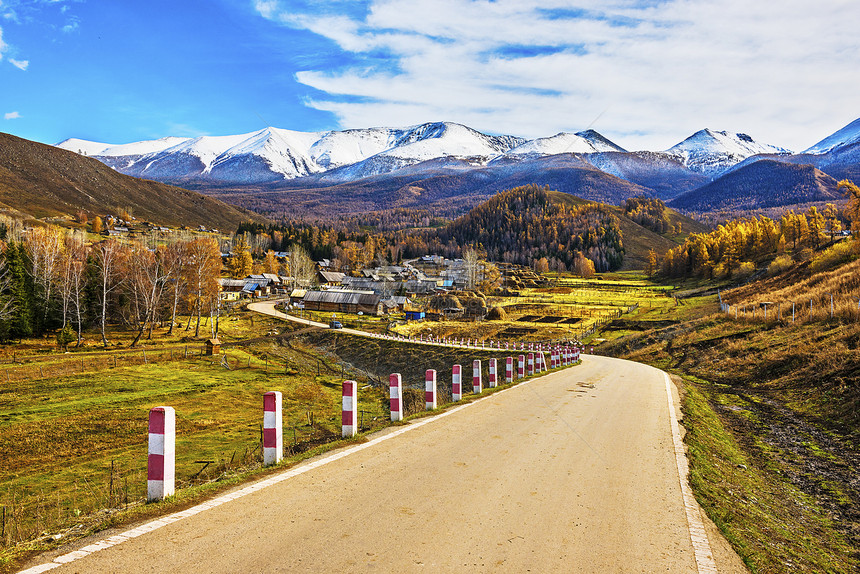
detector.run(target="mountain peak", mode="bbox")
[804,117,860,155]
[666,129,790,176]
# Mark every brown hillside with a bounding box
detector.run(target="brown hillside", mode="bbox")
[0,132,266,229]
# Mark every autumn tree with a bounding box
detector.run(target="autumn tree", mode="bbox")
[646,249,658,278]
[572,251,596,278]
[91,216,103,234]
[228,234,253,278]
[823,203,843,241]
[838,180,860,232]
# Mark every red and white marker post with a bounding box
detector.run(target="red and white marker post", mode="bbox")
[342,380,358,437]
[488,358,498,388]
[147,406,175,502]
[452,364,462,402]
[473,360,483,394]
[527,353,535,376]
[518,354,525,379]
[425,369,437,410]
[263,391,283,466]
[506,357,514,383]
[389,373,403,421]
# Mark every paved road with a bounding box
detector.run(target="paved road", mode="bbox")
[22,355,746,573]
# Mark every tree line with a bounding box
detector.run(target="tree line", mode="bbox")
[0,223,224,346]
[660,198,851,279]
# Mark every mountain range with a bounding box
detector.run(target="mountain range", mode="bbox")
[50,116,860,216]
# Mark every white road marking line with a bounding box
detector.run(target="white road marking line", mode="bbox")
[664,372,718,574]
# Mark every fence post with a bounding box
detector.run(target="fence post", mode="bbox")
[342,381,357,437]
[506,357,513,383]
[425,369,437,410]
[452,364,462,402]
[488,358,497,388]
[147,406,175,502]
[262,391,283,466]
[473,360,483,394]
[389,373,403,422]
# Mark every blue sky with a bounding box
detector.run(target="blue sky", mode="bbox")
[1,0,858,152]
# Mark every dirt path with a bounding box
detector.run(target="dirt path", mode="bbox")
[21,356,747,573]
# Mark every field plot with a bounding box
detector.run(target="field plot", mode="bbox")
[398,274,677,343]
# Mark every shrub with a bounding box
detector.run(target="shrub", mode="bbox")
[809,239,859,273]
[736,261,756,279]
[768,255,794,276]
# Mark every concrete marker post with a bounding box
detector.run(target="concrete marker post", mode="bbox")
[488,358,498,388]
[147,406,175,502]
[342,380,358,437]
[518,354,525,379]
[528,353,535,376]
[389,373,403,422]
[473,359,483,394]
[506,357,514,383]
[452,364,462,402]
[262,391,283,466]
[425,369,437,410]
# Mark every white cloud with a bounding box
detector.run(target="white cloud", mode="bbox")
[257,0,860,151]
[9,57,27,70]
[4,111,21,120]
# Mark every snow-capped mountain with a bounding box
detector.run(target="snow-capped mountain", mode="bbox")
[804,117,860,155]
[57,122,526,185]
[665,129,790,176]
[502,130,626,159]
[57,120,860,189]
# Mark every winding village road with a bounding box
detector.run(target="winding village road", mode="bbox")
[19,303,747,573]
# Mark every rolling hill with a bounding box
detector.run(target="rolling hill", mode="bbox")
[0,132,265,229]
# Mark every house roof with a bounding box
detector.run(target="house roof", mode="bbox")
[319,270,346,283]
[304,290,381,306]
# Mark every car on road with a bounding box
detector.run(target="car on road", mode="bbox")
[329,320,343,329]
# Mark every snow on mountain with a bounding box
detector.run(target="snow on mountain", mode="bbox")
[804,117,860,154]
[666,129,790,176]
[504,130,626,158]
[56,122,527,184]
[378,122,524,163]
[56,138,114,156]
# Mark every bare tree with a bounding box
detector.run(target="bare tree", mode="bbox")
[184,237,222,338]
[93,239,125,347]
[288,243,315,289]
[162,239,189,335]
[463,247,480,290]
[124,241,169,347]
[56,231,88,337]
[25,226,64,325]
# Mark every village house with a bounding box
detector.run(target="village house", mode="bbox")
[302,290,383,316]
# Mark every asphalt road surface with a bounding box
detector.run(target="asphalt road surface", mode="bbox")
[22,354,747,573]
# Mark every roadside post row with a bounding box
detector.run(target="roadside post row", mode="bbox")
[145,346,580,502]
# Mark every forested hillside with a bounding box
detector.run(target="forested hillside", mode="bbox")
[439,184,624,271]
